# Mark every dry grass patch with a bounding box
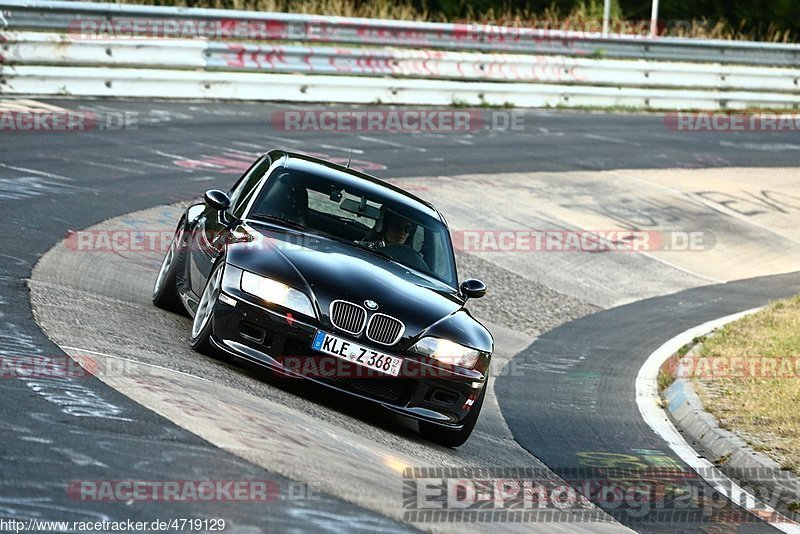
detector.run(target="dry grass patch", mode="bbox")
[92,0,795,41]
[693,296,800,474]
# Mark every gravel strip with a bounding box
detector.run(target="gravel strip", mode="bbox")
[456,252,600,337]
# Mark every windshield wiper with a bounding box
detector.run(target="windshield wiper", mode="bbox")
[250,214,306,230]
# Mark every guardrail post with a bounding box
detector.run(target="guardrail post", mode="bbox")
[650,0,660,38]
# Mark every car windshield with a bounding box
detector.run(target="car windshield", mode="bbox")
[246,166,458,287]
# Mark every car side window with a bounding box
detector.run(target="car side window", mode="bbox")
[229,157,271,218]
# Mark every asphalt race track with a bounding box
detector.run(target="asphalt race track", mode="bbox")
[498,272,800,533]
[2,98,800,532]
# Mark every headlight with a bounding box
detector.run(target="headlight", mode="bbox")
[411,337,481,369]
[240,271,315,318]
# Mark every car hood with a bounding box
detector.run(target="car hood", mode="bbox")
[225,223,491,351]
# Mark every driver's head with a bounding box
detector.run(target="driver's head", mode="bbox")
[382,212,413,244]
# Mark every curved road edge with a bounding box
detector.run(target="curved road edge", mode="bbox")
[29,202,630,533]
[496,271,800,532]
[638,308,800,532]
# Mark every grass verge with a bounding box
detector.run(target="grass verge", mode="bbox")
[692,296,800,474]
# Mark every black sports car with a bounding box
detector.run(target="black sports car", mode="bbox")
[153,150,493,446]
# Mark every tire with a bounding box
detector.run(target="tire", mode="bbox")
[189,260,225,356]
[419,379,487,448]
[152,222,187,315]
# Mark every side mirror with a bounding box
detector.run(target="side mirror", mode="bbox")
[460,279,487,300]
[204,189,231,211]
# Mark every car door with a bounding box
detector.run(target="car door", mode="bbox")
[188,155,272,296]
[188,206,229,297]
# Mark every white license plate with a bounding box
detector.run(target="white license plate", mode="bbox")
[311,331,402,377]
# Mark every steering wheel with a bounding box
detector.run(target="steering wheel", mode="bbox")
[383,244,428,271]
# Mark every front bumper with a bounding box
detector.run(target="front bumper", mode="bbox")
[211,267,486,428]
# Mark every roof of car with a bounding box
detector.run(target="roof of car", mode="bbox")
[268,150,443,222]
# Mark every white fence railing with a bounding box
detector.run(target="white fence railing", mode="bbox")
[4,32,799,93]
[2,0,799,66]
[1,1,798,109]
[10,66,799,110]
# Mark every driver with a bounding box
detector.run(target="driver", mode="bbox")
[380,212,414,245]
[373,212,428,271]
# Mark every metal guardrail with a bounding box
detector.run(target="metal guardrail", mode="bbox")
[1,0,799,67]
[6,65,800,109]
[1,1,798,109]
[4,32,799,93]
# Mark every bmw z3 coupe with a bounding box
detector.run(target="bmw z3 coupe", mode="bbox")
[153,150,493,446]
